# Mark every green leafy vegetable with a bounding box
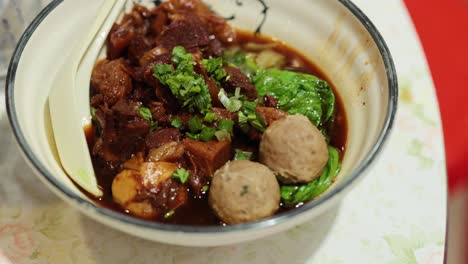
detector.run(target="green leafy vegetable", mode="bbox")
[201,185,209,192]
[171,117,184,129]
[173,168,190,184]
[280,147,340,206]
[218,89,242,112]
[254,69,335,128]
[137,107,157,130]
[234,149,255,160]
[153,46,212,114]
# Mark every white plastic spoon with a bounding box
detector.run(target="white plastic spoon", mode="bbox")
[49,0,127,197]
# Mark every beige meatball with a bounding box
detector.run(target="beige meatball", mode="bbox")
[209,160,280,224]
[259,114,328,184]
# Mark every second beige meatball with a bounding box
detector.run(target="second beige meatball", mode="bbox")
[259,114,329,184]
[209,160,280,224]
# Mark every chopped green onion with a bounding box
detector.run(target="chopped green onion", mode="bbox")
[199,126,216,142]
[234,87,241,98]
[164,210,175,219]
[153,46,212,114]
[214,130,231,142]
[90,106,96,120]
[201,185,209,192]
[242,100,257,113]
[188,116,203,133]
[204,111,218,123]
[250,116,265,132]
[186,132,200,140]
[150,121,158,131]
[217,119,234,132]
[137,107,153,121]
[234,149,254,160]
[218,89,242,112]
[171,117,184,129]
[173,168,190,184]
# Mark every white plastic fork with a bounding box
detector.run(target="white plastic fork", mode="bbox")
[49,0,127,197]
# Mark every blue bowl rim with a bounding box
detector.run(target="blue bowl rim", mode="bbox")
[5,0,398,233]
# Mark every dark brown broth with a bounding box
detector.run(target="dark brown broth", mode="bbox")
[83,31,347,226]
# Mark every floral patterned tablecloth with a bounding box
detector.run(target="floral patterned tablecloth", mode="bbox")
[0,0,447,263]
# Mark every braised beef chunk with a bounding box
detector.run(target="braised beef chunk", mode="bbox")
[155,83,180,113]
[152,179,188,211]
[161,0,236,44]
[183,139,231,176]
[150,7,169,35]
[107,23,135,59]
[256,106,287,126]
[128,35,154,65]
[149,102,170,125]
[91,59,133,106]
[263,94,279,108]
[92,100,150,164]
[205,38,224,58]
[146,128,183,149]
[157,14,210,50]
[139,47,170,67]
[147,142,185,163]
[222,66,258,100]
[211,108,233,121]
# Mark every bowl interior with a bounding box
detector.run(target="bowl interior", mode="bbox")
[7,0,395,241]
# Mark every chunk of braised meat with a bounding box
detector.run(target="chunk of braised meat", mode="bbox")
[183,139,231,176]
[205,38,224,58]
[146,128,183,149]
[155,83,180,113]
[148,101,171,126]
[145,178,188,213]
[139,47,170,67]
[147,142,185,163]
[212,108,233,121]
[161,0,236,43]
[221,66,258,100]
[107,23,135,60]
[263,94,279,108]
[130,84,154,104]
[150,6,169,35]
[157,13,210,50]
[127,35,154,66]
[91,59,133,106]
[256,106,287,126]
[92,100,150,164]
[106,5,151,59]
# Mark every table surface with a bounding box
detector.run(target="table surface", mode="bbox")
[0,0,447,263]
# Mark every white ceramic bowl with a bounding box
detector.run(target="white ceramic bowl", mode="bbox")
[6,0,397,246]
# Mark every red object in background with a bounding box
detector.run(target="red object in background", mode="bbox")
[403,0,468,192]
